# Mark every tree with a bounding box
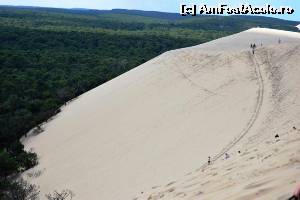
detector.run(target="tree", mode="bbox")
[0,150,19,178]
[45,189,74,200]
[1,178,40,200]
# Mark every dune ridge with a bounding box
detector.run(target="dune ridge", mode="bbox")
[23,28,300,199]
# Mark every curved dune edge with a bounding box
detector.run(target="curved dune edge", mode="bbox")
[23,28,300,200]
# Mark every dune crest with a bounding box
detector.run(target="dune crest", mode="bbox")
[23,28,300,199]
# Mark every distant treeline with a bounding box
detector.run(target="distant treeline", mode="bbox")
[0,6,299,198]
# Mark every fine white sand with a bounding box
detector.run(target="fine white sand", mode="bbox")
[23,28,300,199]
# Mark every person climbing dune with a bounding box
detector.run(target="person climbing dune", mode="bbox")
[288,183,300,200]
[225,153,230,159]
[251,43,256,55]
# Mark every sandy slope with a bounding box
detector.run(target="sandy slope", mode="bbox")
[138,43,300,200]
[23,28,300,199]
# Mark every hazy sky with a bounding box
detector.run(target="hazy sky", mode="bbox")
[0,0,299,21]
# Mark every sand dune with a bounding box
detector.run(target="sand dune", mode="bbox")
[23,28,300,199]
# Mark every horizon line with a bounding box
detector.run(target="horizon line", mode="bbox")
[0,4,299,23]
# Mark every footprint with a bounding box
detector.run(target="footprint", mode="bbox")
[289,157,300,164]
[185,172,192,176]
[147,194,161,200]
[167,187,175,193]
[175,192,186,197]
[226,167,234,171]
[244,179,272,190]
[236,186,275,200]
[166,181,176,187]
[212,172,218,176]
[152,186,160,189]
[183,182,201,189]
[194,191,203,196]
[247,156,255,161]
[262,154,272,161]
[201,180,210,186]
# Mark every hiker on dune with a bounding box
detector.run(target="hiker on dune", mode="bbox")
[225,153,230,159]
[288,183,300,200]
[208,156,211,165]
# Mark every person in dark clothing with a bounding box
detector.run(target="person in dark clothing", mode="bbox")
[275,134,280,142]
[225,153,230,159]
[251,43,256,55]
[208,156,211,165]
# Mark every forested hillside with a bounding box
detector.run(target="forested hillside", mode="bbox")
[0,6,299,198]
